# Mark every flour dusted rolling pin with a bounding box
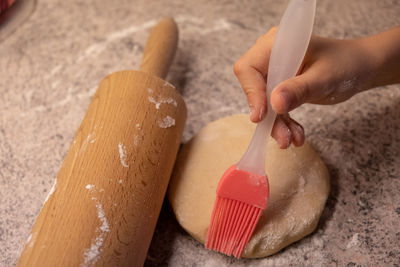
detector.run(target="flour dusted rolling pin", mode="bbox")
[18,17,186,267]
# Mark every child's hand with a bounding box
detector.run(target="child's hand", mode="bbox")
[234,27,400,148]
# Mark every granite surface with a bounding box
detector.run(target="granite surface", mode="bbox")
[0,0,399,266]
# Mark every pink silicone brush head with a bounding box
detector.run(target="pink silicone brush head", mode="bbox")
[205,165,269,258]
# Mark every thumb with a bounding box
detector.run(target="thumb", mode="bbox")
[270,74,312,114]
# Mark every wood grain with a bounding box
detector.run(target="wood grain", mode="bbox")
[140,17,178,79]
[18,17,186,267]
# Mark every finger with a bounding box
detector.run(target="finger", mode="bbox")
[281,115,305,147]
[269,72,312,114]
[234,27,278,122]
[271,115,292,149]
[270,57,334,114]
[235,69,267,122]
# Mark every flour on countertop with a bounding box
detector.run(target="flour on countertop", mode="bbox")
[158,116,175,128]
[312,237,325,248]
[346,233,360,249]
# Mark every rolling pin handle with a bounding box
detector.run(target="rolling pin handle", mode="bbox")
[139,17,178,80]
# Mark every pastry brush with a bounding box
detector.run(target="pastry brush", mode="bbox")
[205,0,316,258]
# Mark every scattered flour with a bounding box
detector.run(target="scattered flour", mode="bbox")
[346,233,360,249]
[338,77,358,93]
[157,116,175,128]
[82,186,110,267]
[312,237,324,248]
[147,87,177,109]
[81,235,104,267]
[197,18,232,35]
[148,96,161,109]
[79,134,96,154]
[133,135,140,146]
[248,173,263,186]
[118,143,129,168]
[93,199,110,233]
[165,98,177,107]
[286,127,291,147]
[298,175,306,193]
[163,81,175,88]
[25,232,37,249]
[85,184,95,190]
[43,179,57,204]
[148,96,177,109]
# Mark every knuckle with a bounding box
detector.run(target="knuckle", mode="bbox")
[256,26,278,45]
[268,26,278,35]
[256,35,265,44]
[242,86,257,97]
[233,59,246,76]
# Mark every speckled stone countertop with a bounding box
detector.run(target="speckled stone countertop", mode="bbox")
[1,0,399,266]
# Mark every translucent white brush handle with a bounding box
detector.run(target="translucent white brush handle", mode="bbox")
[237,0,316,175]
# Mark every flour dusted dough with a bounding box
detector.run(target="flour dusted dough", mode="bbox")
[168,114,330,258]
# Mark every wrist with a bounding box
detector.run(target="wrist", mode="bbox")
[352,38,383,91]
[356,28,400,88]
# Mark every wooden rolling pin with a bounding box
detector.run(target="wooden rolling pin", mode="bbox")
[18,17,186,267]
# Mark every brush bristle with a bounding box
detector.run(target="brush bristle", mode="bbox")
[205,197,262,258]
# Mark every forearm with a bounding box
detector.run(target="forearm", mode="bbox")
[359,27,400,89]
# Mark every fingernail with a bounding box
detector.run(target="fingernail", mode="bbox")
[259,106,265,120]
[250,106,257,121]
[286,127,292,148]
[294,123,304,136]
[294,124,305,146]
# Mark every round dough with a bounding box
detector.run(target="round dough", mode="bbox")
[168,114,330,258]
